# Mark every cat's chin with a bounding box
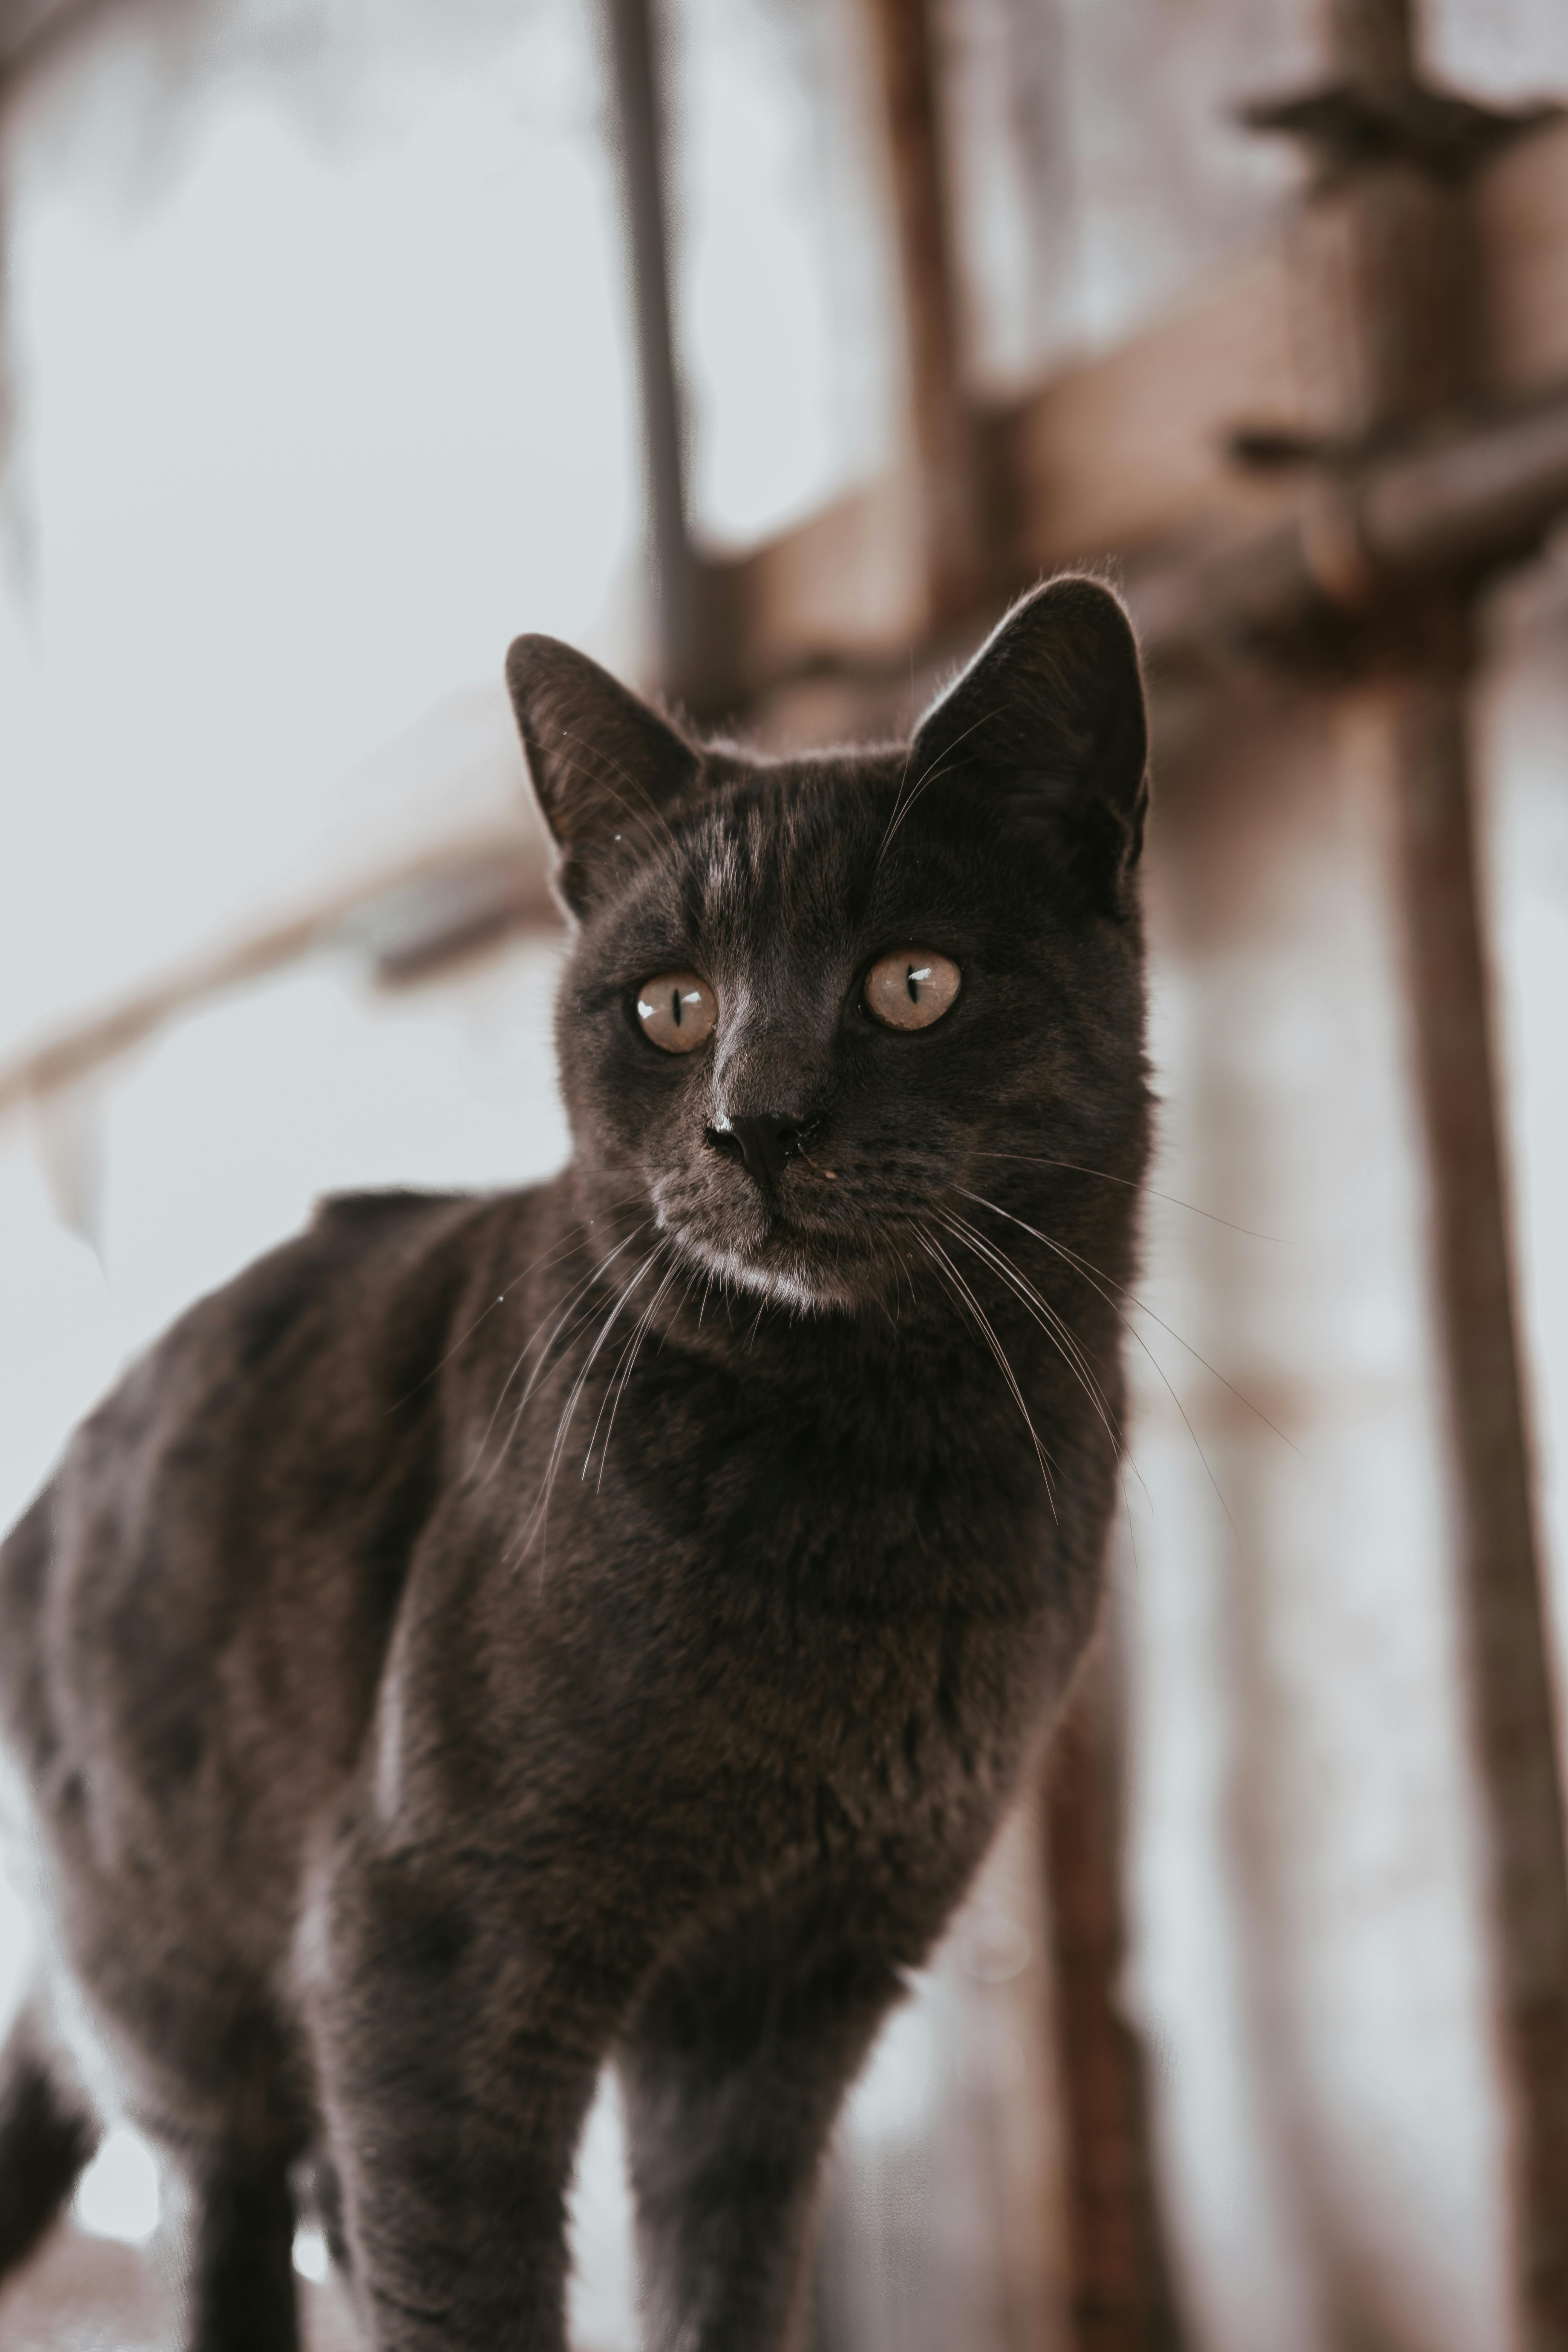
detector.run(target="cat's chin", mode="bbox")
[671,1227,860,1318]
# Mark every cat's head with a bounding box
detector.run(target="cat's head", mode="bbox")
[506,578,1150,1315]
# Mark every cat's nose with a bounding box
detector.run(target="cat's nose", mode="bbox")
[708,1114,805,1190]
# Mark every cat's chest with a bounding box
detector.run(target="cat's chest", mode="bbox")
[547,1329,1052,1575]
[400,1339,1085,1926]
[485,1377,1058,1793]
[487,1322,1068,1681]
[438,1307,1084,1760]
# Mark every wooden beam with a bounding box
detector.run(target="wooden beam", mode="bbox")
[1325,0,1413,91]
[0,0,107,85]
[715,111,1568,700]
[602,0,714,708]
[988,256,1309,584]
[1121,385,1568,670]
[715,247,1310,695]
[861,0,980,627]
[1042,1649,1185,2352]
[1387,623,1568,2352]
[1478,116,1568,397]
[1247,6,1568,2342]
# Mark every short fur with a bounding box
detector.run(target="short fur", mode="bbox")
[0,577,1151,2350]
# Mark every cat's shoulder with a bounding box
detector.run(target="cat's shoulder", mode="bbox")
[310,1184,474,1234]
[305,1181,562,1288]
[130,1188,516,1393]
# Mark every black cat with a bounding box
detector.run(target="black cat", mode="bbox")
[0,575,1150,2351]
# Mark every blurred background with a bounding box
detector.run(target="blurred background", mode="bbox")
[2,0,1568,2346]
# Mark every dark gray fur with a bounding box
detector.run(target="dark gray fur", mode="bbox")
[0,576,1151,2350]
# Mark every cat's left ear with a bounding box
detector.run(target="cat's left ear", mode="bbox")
[909,576,1148,917]
[505,635,699,919]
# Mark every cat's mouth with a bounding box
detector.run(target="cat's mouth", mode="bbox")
[649,1173,869,1313]
[643,1125,949,1313]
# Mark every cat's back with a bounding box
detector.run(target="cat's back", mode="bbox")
[0,1182,549,1944]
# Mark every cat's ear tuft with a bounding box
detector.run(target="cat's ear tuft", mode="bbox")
[909,576,1149,916]
[505,635,699,919]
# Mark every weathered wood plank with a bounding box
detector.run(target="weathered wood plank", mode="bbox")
[716,469,928,693]
[1479,115,1568,401]
[862,0,980,626]
[992,254,1312,578]
[718,112,1568,699]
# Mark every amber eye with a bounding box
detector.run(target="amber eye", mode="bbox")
[635,972,717,1054]
[863,947,961,1031]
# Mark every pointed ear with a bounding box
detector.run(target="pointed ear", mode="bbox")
[505,635,699,919]
[910,577,1149,916]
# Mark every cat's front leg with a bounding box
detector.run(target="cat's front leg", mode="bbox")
[617,1888,910,2352]
[307,1850,630,2352]
[172,2155,301,2352]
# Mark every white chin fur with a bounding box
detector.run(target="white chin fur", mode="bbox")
[675,1230,855,1316]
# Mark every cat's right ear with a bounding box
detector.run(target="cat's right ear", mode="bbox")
[505,636,698,920]
[908,577,1148,919]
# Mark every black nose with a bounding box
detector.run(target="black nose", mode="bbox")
[709,1114,805,1189]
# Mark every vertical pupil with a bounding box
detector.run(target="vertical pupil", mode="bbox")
[905,965,919,1003]
[671,988,683,1028]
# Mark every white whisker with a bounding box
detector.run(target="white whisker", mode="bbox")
[959,1188,1298,1456]
[513,1241,669,1569]
[957,1190,1251,1532]
[472,1223,648,1487]
[971,1151,1287,1244]
[937,1209,1121,1449]
[875,703,1003,870]
[589,1249,682,1491]
[936,1208,1155,1517]
[916,1228,1057,1517]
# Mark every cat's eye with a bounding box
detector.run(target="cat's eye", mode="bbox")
[863,948,961,1031]
[635,972,717,1054]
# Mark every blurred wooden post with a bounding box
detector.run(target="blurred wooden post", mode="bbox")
[1388,627,1568,2350]
[1248,5,1568,2343]
[847,18,1181,2334]
[1043,1647,1185,2352]
[861,0,982,626]
[842,0,1195,2314]
[602,0,713,710]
